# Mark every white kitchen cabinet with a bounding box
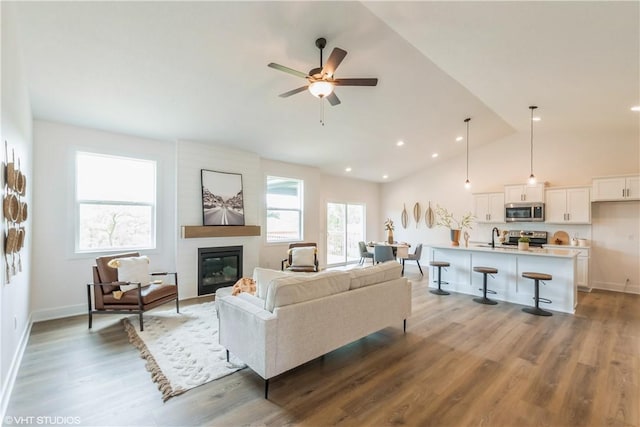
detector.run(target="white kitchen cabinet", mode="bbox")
[591,175,640,201]
[545,187,591,223]
[473,192,505,223]
[504,183,545,203]
[573,247,590,291]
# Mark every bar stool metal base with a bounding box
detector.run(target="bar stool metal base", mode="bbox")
[522,306,552,316]
[473,296,497,305]
[472,266,498,306]
[429,261,450,296]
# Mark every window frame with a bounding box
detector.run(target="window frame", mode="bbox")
[265,175,304,244]
[74,151,158,254]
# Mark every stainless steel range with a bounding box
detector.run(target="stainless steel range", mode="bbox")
[503,230,548,248]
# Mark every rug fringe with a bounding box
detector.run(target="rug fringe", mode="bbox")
[122,318,178,401]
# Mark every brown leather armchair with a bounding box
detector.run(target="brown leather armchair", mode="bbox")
[87,252,179,331]
[281,242,319,272]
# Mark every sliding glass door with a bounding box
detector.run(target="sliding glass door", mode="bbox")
[326,202,365,266]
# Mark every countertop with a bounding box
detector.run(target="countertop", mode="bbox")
[428,243,580,258]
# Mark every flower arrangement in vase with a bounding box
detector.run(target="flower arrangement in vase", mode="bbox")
[384,218,395,244]
[518,236,530,251]
[434,205,475,246]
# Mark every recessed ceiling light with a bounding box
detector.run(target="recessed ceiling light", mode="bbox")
[345,167,352,172]
[396,140,405,147]
[456,136,463,142]
[382,174,389,180]
[532,116,541,122]
[632,106,640,112]
[432,153,439,158]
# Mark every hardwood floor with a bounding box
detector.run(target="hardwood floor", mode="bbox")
[5,267,639,426]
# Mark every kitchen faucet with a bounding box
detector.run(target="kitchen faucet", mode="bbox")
[491,227,500,248]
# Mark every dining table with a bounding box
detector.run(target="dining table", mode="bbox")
[367,242,411,259]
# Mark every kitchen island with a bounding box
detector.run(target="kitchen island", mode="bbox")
[427,244,579,314]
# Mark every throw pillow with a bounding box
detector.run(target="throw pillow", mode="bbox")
[232,277,256,296]
[107,256,150,292]
[291,247,316,267]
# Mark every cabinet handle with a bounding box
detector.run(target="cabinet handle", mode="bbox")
[567,213,570,221]
[623,188,626,197]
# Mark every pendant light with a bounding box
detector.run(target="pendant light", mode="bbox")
[464,117,471,189]
[528,106,537,185]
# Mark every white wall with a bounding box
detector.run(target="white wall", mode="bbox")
[259,160,381,269]
[381,128,639,292]
[1,2,33,415]
[176,140,260,299]
[591,201,640,293]
[319,172,381,245]
[259,159,322,269]
[31,121,176,319]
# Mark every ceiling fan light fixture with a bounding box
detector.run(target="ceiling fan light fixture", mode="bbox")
[308,81,334,98]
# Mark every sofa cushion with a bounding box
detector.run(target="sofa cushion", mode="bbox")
[264,270,350,312]
[348,261,403,290]
[253,267,291,299]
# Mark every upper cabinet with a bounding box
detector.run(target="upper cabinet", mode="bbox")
[545,187,591,224]
[591,176,640,201]
[504,183,545,203]
[473,192,505,223]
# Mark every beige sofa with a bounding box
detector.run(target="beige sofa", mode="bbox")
[217,261,411,398]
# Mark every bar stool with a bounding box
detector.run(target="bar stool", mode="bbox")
[429,261,450,295]
[473,266,498,305]
[522,272,553,316]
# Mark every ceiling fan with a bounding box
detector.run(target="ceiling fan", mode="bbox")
[268,38,378,106]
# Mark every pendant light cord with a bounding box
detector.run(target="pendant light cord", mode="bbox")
[465,118,471,182]
[530,106,535,176]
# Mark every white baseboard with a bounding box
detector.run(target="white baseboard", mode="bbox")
[592,280,640,295]
[1,314,33,422]
[31,303,86,322]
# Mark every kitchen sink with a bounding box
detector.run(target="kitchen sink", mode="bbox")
[474,244,517,250]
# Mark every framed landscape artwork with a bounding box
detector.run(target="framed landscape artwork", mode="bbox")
[201,169,245,226]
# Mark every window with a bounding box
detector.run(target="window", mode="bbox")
[76,152,156,253]
[326,202,365,265]
[266,176,303,242]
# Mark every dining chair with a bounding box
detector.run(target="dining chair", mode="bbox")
[374,245,395,264]
[401,243,424,275]
[358,241,374,265]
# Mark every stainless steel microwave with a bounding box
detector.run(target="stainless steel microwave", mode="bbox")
[505,202,545,222]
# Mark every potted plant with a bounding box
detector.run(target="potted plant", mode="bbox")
[518,236,530,251]
[435,205,475,246]
[384,218,395,244]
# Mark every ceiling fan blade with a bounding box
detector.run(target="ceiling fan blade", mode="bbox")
[268,63,309,79]
[279,86,309,98]
[326,92,341,106]
[321,48,347,77]
[333,78,378,86]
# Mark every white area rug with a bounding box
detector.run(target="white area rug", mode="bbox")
[122,301,245,401]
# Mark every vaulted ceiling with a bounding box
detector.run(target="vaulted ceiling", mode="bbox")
[9,1,639,182]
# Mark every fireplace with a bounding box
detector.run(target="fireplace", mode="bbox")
[198,246,243,296]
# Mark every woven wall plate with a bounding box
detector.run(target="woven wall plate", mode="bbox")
[16,227,25,251]
[16,171,26,195]
[3,194,19,223]
[5,227,17,254]
[18,202,27,223]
